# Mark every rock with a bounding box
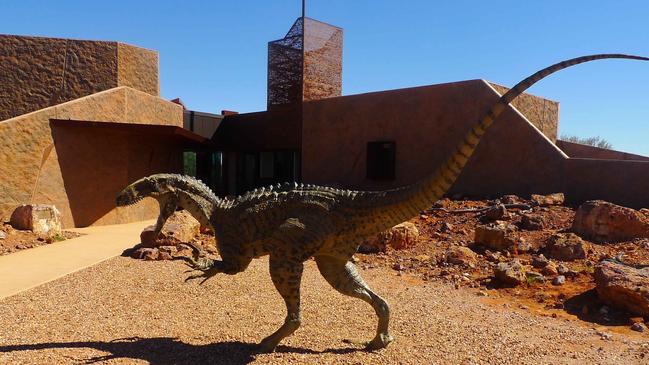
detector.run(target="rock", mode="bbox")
[475,222,518,252]
[494,259,526,286]
[531,193,564,206]
[520,214,546,231]
[140,210,201,248]
[440,222,454,233]
[594,260,649,317]
[484,250,502,263]
[158,245,178,255]
[359,222,420,253]
[482,204,508,222]
[131,247,159,261]
[0,231,5,240]
[546,233,588,261]
[631,322,647,333]
[526,271,545,284]
[572,200,649,243]
[531,254,549,268]
[445,246,478,266]
[542,262,559,276]
[552,275,566,286]
[9,204,62,237]
[392,263,404,271]
[157,251,173,261]
[557,263,570,275]
[501,195,525,205]
[516,239,532,253]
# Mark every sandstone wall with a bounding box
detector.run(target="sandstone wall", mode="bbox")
[0,87,183,227]
[0,35,159,121]
[489,82,559,142]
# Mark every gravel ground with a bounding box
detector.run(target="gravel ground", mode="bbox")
[1,256,648,364]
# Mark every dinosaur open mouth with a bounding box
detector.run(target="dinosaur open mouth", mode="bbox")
[116,195,144,207]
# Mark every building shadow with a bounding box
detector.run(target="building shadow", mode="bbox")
[0,336,361,365]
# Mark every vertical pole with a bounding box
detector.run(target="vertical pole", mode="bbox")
[302,0,305,19]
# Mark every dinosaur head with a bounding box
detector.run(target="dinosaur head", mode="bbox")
[116,176,170,207]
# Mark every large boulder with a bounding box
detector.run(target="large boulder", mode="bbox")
[545,233,588,261]
[359,222,419,253]
[140,210,201,248]
[474,222,518,252]
[594,260,649,317]
[10,204,62,237]
[572,200,649,243]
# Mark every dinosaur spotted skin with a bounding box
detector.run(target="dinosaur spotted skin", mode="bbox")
[117,54,648,352]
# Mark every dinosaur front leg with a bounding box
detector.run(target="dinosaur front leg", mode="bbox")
[315,255,393,350]
[153,198,177,238]
[258,256,304,352]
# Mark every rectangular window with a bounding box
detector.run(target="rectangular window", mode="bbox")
[183,151,197,177]
[367,141,396,180]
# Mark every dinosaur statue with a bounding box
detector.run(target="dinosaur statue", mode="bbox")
[116,54,649,352]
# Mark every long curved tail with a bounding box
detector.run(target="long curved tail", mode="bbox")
[359,54,649,229]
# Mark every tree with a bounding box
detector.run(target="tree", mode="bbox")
[560,135,613,150]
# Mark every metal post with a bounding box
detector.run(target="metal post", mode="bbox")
[302,0,305,19]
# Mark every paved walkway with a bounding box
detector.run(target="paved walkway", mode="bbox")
[0,219,153,299]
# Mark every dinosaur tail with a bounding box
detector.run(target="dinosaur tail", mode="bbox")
[359,54,649,228]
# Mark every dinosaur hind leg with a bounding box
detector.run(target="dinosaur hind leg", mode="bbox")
[258,256,304,352]
[315,255,393,350]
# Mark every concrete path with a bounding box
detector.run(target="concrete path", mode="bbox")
[0,219,153,299]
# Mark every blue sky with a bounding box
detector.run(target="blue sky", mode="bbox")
[3,1,649,154]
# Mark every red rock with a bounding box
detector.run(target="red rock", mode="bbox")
[572,200,649,243]
[10,204,62,237]
[359,222,419,253]
[445,246,478,266]
[595,260,649,317]
[140,210,201,248]
[474,222,518,252]
[520,214,545,231]
[157,251,173,260]
[545,233,588,261]
[494,259,526,286]
[131,247,159,260]
[531,193,564,206]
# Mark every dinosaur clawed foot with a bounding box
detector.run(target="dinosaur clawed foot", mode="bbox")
[365,333,394,351]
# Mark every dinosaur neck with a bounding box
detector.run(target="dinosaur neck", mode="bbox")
[357,54,649,229]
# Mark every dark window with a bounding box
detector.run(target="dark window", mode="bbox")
[367,141,396,180]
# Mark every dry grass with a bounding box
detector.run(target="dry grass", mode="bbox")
[0,256,647,364]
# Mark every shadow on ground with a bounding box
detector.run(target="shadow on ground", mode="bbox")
[0,336,361,365]
[564,289,633,326]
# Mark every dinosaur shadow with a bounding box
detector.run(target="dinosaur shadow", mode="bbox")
[0,337,361,365]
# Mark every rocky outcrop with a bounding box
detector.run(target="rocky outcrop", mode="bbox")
[572,200,649,243]
[140,210,200,248]
[474,222,518,252]
[594,260,649,317]
[10,204,62,237]
[545,233,588,261]
[359,222,420,253]
[520,214,545,231]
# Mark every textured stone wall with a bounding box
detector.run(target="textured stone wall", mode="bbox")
[488,83,559,142]
[0,35,159,121]
[117,43,159,96]
[0,87,183,227]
